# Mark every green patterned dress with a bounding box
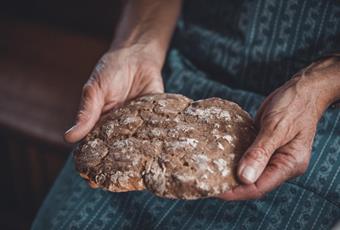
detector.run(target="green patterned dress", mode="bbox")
[33,0,340,229]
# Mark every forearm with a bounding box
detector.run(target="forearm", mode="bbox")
[297,55,340,113]
[326,54,340,104]
[111,0,182,65]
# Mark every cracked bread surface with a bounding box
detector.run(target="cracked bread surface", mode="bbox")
[74,93,256,199]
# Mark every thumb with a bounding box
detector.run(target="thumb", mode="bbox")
[65,83,104,143]
[237,126,285,184]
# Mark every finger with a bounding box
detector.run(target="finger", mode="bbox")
[217,183,266,201]
[64,83,104,143]
[256,136,310,190]
[219,132,311,201]
[253,153,295,193]
[237,125,286,185]
[218,159,285,201]
[219,145,309,201]
[248,148,308,194]
[217,154,298,201]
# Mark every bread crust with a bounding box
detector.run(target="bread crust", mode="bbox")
[74,93,256,199]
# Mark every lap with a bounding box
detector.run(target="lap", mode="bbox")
[32,49,340,230]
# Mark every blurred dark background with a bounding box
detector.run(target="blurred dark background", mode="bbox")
[0,1,122,229]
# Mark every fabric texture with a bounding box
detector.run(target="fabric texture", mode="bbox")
[175,0,340,95]
[32,54,340,229]
[33,0,340,229]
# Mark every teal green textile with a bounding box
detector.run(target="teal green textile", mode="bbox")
[175,0,340,95]
[32,58,340,229]
[33,0,340,229]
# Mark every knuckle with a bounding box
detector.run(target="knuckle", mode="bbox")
[76,109,90,123]
[294,160,309,176]
[254,190,266,200]
[262,113,291,136]
[78,82,103,115]
[252,185,267,200]
[257,191,267,200]
[258,139,276,156]
[262,112,281,126]
[295,155,308,168]
[275,119,289,132]
[82,82,99,98]
[293,151,310,176]
[272,150,309,178]
[283,155,297,174]
[269,154,295,179]
[244,147,270,165]
[82,82,93,93]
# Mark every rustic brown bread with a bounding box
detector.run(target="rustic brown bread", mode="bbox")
[74,93,256,199]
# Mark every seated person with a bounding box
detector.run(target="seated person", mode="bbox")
[33,0,340,229]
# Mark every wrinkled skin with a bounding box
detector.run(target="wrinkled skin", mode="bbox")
[64,0,181,143]
[218,56,340,200]
[64,45,164,143]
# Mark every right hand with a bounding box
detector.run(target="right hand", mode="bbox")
[64,44,164,143]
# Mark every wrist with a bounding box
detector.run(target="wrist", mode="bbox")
[297,56,340,113]
[109,0,181,70]
[112,36,165,60]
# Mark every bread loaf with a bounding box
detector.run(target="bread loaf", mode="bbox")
[74,93,256,199]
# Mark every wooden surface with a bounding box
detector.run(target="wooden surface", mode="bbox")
[0,20,110,147]
[0,1,122,228]
[0,20,111,228]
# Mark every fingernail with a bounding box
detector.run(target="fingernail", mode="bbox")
[242,166,258,183]
[65,125,76,135]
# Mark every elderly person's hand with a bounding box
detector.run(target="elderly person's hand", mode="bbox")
[64,0,181,143]
[219,55,340,200]
[64,46,164,143]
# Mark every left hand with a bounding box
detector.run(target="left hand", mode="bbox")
[218,56,340,200]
